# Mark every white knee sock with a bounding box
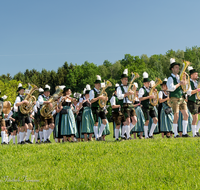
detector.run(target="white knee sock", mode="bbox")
[98,124,106,138]
[8,135,12,142]
[55,138,58,143]
[47,128,53,140]
[182,120,188,135]
[93,126,99,139]
[25,129,31,141]
[125,125,130,139]
[196,120,200,133]
[23,132,27,141]
[39,131,43,142]
[192,125,196,137]
[12,135,15,144]
[144,126,148,138]
[17,133,20,143]
[115,128,119,139]
[20,132,24,142]
[130,123,135,132]
[43,130,47,141]
[121,125,125,137]
[173,124,178,137]
[31,135,35,143]
[1,131,5,143]
[149,123,157,137]
[35,132,38,143]
[5,135,8,144]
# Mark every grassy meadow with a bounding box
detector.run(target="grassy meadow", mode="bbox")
[1,123,200,190]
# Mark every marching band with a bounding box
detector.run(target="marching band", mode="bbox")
[1,58,200,144]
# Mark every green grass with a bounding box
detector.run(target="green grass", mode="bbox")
[1,124,200,190]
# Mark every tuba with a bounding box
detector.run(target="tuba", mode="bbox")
[40,86,63,119]
[20,84,38,114]
[180,60,190,93]
[98,80,112,108]
[149,78,162,106]
[127,72,139,103]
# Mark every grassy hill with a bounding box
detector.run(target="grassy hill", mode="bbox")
[1,124,200,190]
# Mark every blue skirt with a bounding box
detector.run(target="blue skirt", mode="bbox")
[81,107,94,134]
[98,117,110,136]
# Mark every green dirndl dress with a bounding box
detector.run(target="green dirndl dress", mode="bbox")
[60,104,78,137]
[81,102,94,134]
[98,117,110,136]
[178,109,192,132]
[159,103,174,133]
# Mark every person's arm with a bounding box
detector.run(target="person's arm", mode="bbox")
[15,97,29,107]
[110,96,121,109]
[167,76,181,92]
[90,90,100,103]
[187,84,200,96]
[138,88,154,102]
[116,86,132,100]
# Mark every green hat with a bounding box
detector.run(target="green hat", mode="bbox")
[44,84,50,92]
[17,83,25,92]
[188,66,197,75]
[95,75,101,84]
[161,78,167,85]
[84,84,91,94]
[143,72,150,83]
[121,69,128,79]
[63,86,71,93]
[169,58,180,70]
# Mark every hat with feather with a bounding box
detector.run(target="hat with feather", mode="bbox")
[169,58,180,70]
[121,69,128,79]
[143,72,150,82]
[188,66,197,75]
[95,75,102,84]
[17,83,25,92]
[85,84,91,94]
[115,83,119,90]
[161,78,168,85]
[44,84,51,92]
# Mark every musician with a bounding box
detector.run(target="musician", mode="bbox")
[186,66,200,137]
[89,75,108,141]
[38,84,54,143]
[158,79,173,138]
[167,58,189,138]
[117,69,137,140]
[110,83,123,141]
[0,94,8,144]
[14,83,30,144]
[79,85,94,141]
[138,72,158,139]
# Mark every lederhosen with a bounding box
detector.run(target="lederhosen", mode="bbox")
[91,88,106,122]
[187,80,200,115]
[111,94,123,125]
[9,111,18,134]
[141,87,156,121]
[120,86,136,120]
[40,95,54,126]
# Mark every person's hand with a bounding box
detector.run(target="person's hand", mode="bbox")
[23,100,29,105]
[149,95,155,99]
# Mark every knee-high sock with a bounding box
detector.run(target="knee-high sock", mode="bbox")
[130,123,135,132]
[5,135,8,144]
[173,124,178,137]
[39,131,43,142]
[125,125,130,139]
[98,124,106,137]
[8,135,12,142]
[93,126,99,139]
[149,123,157,137]
[144,126,148,138]
[17,133,20,143]
[35,132,38,143]
[25,129,31,141]
[196,120,200,133]
[182,120,188,135]
[192,125,197,137]
[115,128,119,139]
[31,134,35,143]
[43,130,47,141]
[1,131,5,143]
[20,132,24,142]
[47,128,53,140]
[12,135,15,144]
[55,138,58,143]
[121,125,125,137]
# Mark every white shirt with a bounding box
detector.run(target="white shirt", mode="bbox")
[38,94,50,106]
[138,86,150,98]
[89,88,100,101]
[116,85,132,104]
[167,73,180,92]
[187,79,197,98]
[14,95,24,112]
[110,95,116,106]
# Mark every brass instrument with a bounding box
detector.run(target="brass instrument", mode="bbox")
[197,79,200,100]
[98,80,112,108]
[20,84,38,114]
[149,78,162,106]
[166,91,171,107]
[40,86,63,119]
[180,60,190,93]
[3,101,11,114]
[127,72,139,103]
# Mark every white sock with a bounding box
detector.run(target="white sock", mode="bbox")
[144,126,148,138]
[20,132,24,142]
[121,125,125,137]
[25,129,31,141]
[43,130,47,141]
[5,135,8,144]
[115,128,119,139]
[31,135,35,143]
[173,124,178,137]
[98,124,106,138]
[39,131,43,142]
[17,133,20,143]
[12,135,15,144]
[47,128,53,140]
[35,132,38,143]
[8,135,12,142]
[196,120,200,133]
[182,120,188,135]
[1,131,5,143]
[149,123,157,137]
[23,132,27,141]
[130,123,135,132]
[55,138,58,143]
[93,126,99,139]
[192,125,196,137]
[125,125,130,139]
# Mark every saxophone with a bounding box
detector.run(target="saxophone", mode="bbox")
[149,78,162,106]
[40,86,63,119]
[20,84,38,114]
[98,80,112,108]
[180,60,190,93]
[127,72,139,103]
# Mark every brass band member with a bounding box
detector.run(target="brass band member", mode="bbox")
[187,66,200,137]
[89,75,108,141]
[167,58,189,138]
[116,69,137,140]
[138,72,158,139]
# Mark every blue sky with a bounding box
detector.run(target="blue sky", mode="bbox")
[0,0,200,76]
